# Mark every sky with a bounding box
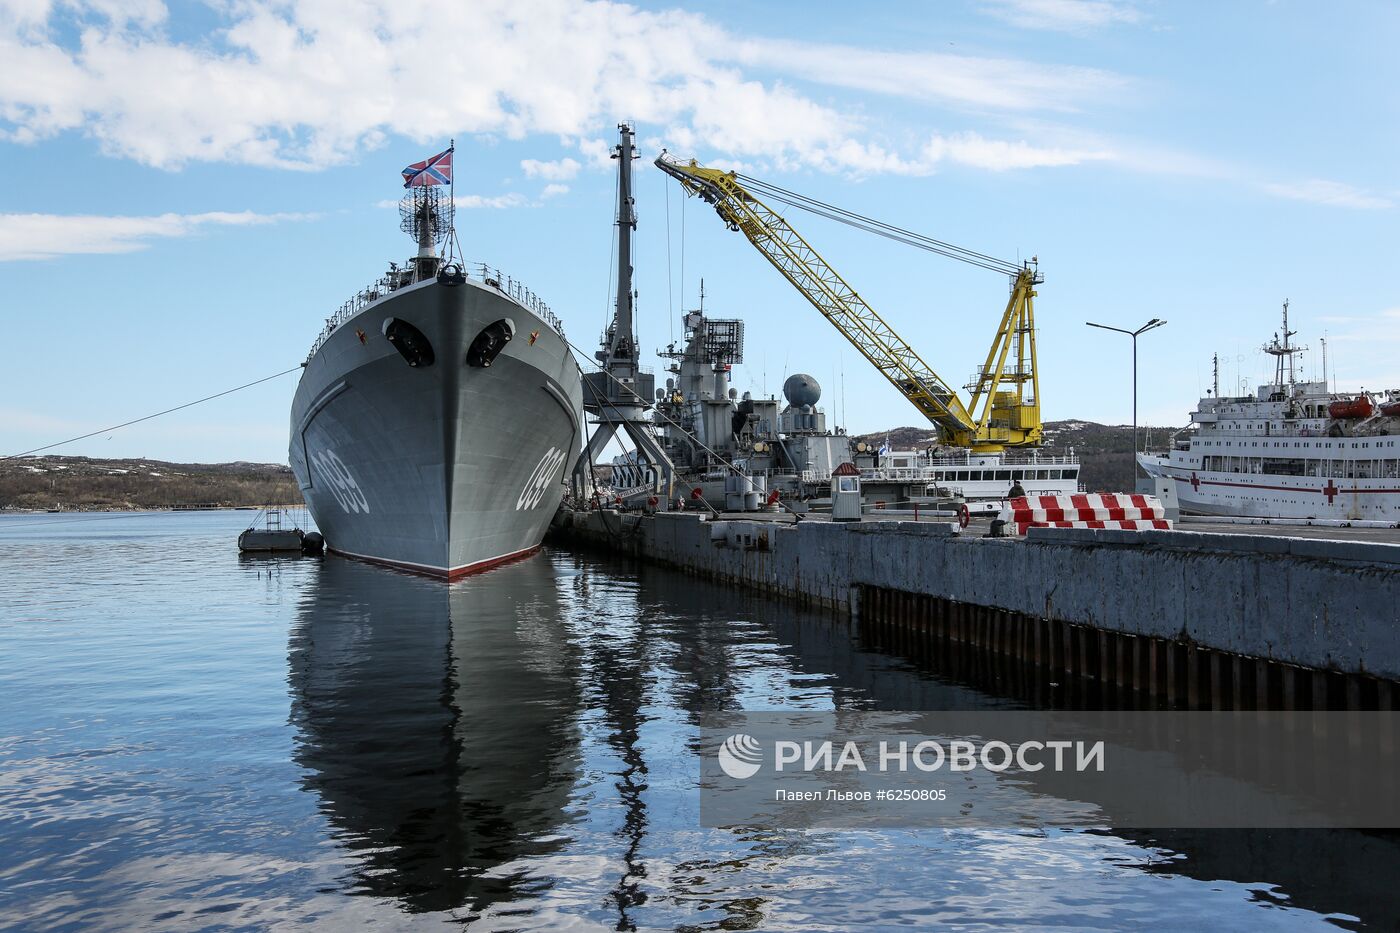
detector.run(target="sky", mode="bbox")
[1,0,1397,463]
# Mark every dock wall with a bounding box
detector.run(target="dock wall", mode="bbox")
[552,510,1400,696]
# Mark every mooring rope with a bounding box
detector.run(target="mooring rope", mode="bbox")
[3,365,303,461]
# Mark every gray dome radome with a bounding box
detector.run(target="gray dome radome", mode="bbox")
[783,374,821,408]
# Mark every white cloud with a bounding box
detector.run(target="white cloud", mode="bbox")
[1,0,165,32]
[521,157,580,180]
[921,131,1112,171]
[0,0,56,31]
[1260,179,1393,210]
[540,183,569,198]
[735,38,1125,112]
[453,193,528,209]
[575,137,616,169]
[0,210,314,261]
[979,0,1143,32]
[0,0,1127,175]
[6,0,1365,206]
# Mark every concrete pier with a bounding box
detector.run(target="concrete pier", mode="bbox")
[550,509,1400,706]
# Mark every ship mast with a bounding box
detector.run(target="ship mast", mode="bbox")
[606,124,639,374]
[400,188,452,281]
[397,142,456,282]
[574,123,676,504]
[1263,299,1306,394]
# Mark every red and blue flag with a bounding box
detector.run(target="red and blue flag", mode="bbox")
[402,148,453,188]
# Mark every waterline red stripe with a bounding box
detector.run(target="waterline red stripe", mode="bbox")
[326,543,541,580]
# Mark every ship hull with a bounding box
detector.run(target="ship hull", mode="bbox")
[289,276,583,578]
[1139,454,1400,521]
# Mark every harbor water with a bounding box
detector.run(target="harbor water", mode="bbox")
[1,510,1396,930]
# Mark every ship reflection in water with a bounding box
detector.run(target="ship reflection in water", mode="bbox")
[287,555,582,915]
[286,551,1400,928]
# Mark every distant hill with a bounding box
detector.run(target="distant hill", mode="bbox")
[854,420,1182,493]
[0,456,302,511]
[1041,420,1183,492]
[3,419,1177,510]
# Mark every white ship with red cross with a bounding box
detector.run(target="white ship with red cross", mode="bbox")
[1137,304,1400,521]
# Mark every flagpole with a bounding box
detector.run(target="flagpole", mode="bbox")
[448,138,456,264]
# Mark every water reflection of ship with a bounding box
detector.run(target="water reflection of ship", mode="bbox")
[287,554,582,914]
[285,550,1400,927]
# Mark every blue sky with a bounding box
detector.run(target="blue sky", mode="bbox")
[2,0,1396,463]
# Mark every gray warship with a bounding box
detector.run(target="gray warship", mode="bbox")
[577,134,1074,517]
[596,290,968,515]
[289,153,583,578]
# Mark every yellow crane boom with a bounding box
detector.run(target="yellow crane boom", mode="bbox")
[655,154,1043,452]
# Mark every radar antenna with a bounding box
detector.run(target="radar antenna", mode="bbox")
[399,186,454,281]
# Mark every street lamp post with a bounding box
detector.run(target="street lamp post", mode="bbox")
[1085,318,1168,469]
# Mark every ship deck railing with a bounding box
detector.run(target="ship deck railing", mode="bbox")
[794,455,1080,486]
[305,259,565,362]
[921,453,1079,466]
[467,262,565,336]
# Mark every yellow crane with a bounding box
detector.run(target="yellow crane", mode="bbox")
[655,154,1043,452]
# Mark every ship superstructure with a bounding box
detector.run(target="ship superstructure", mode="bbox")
[580,147,1084,515]
[595,295,1079,515]
[604,155,1080,514]
[289,148,583,578]
[1139,303,1400,520]
[644,295,850,507]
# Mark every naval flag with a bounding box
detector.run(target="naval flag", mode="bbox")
[402,148,453,188]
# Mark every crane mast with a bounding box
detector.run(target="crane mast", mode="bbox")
[654,155,1043,452]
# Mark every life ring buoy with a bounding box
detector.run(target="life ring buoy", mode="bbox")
[959,504,971,529]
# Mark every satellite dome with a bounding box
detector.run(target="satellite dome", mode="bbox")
[783,373,821,408]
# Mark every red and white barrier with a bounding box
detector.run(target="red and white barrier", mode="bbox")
[998,495,1173,536]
